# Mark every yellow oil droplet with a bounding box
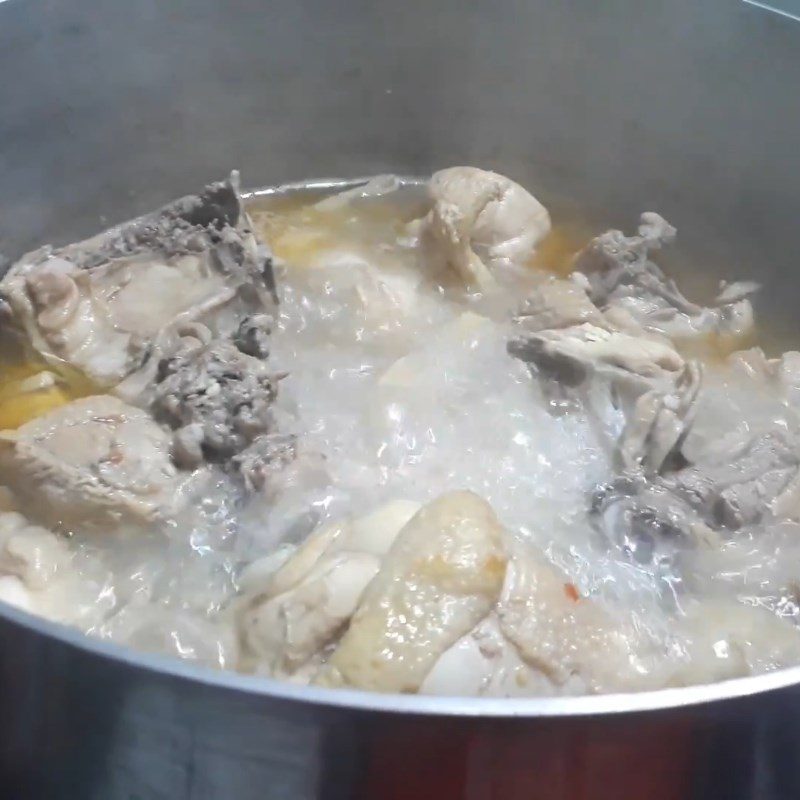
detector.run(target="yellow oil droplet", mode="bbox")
[249,192,360,268]
[678,327,758,364]
[268,212,344,267]
[0,388,70,430]
[248,188,425,270]
[0,359,95,430]
[529,223,593,277]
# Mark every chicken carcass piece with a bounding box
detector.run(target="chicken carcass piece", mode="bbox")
[319,491,508,693]
[666,428,800,530]
[150,335,288,474]
[0,173,276,388]
[0,395,185,531]
[592,423,800,572]
[238,500,421,677]
[420,167,551,290]
[574,212,757,345]
[511,275,703,472]
[497,542,652,693]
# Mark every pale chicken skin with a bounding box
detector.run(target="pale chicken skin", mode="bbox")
[319,491,508,693]
[238,500,421,676]
[420,166,551,289]
[0,395,186,531]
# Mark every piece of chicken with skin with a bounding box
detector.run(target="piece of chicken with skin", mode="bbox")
[574,212,757,345]
[509,322,685,395]
[238,499,421,677]
[665,598,800,686]
[513,275,608,333]
[0,395,188,531]
[496,541,655,693]
[420,612,566,697]
[0,509,102,625]
[0,173,276,388]
[420,167,551,290]
[0,511,70,592]
[509,274,687,408]
[424,540,657,696]
[510,275,703,475]
[318,491,508,693]
[617,360,703,475]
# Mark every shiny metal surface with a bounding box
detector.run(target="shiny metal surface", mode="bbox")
[1,0,800,797]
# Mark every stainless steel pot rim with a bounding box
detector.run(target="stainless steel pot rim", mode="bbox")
[5,598,797,717]
[244,174,426,199]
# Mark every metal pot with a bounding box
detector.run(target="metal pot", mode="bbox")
[1,1,800,797]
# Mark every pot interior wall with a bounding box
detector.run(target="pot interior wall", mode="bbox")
[1,0,799,343]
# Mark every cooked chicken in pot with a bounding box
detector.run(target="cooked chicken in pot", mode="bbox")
[1,166,797,696]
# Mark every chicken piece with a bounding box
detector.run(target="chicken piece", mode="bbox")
[0,173,276,388]
[496,542,649,692]
[231,433,297,493]
[238,500,421,677]
[0,511,71,590]
[233,313,273,359]
[509,275,696,462]
[574,213,757,345]
[150,338,285,471]
[508,322,684,392]
[665,429,800,530]
[592,424,800,571]
[574,212,676,296]
[420,167,551,289]
[0,395,185,531]
[667,599,800,686]
[513,276,606,333]
[0,510,103,625]
[420,613,563,697]
[241,552,381,676]
[617,360,703,474]
[510,268,693,406]
[319,491,508,693]
[590,472,717,569]
[511,275,706,561]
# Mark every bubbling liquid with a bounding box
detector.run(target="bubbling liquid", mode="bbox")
[1,177,798,692]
